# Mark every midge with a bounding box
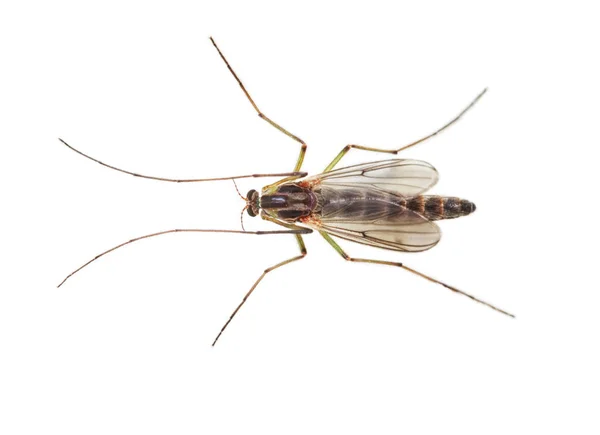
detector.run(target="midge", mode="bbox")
[59,37,514,345]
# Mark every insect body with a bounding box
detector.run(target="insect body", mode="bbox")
[59,37,514,346]
[256,159,475,253]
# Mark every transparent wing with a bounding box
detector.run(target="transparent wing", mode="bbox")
[304,159,439,197]
[308,186,441,252]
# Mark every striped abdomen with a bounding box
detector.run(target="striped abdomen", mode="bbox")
[315,187,475,222]
[405,195,476,221]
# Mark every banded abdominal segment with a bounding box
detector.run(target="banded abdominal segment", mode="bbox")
[406,196,476,221]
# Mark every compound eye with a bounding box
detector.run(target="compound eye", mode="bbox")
[247,206,257,217]
[246,189,258,201]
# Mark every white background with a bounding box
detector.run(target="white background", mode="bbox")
[1,1,598,434]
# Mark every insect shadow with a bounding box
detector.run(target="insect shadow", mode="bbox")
[58,37,514,346]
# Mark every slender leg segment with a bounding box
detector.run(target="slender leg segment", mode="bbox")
[212,234,307,346]
[210,37,307,172]
[60,138,307,183]
[58,227,312,288]
[323,88,488,172]
[320,232,514,318]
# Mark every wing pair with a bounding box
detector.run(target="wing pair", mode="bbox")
[303,159,442,252]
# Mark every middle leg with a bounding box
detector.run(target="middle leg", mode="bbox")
[212,234,308,345]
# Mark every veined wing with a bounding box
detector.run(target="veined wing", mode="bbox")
[304,159,439,197]
[308,185,441,252]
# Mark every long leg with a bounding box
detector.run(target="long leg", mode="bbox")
[320,232,514,318]
[212,234,307,346]
[59,139,307,183]
[58,227,312,288]
[323,88,487,172]
[210,37,307,172]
